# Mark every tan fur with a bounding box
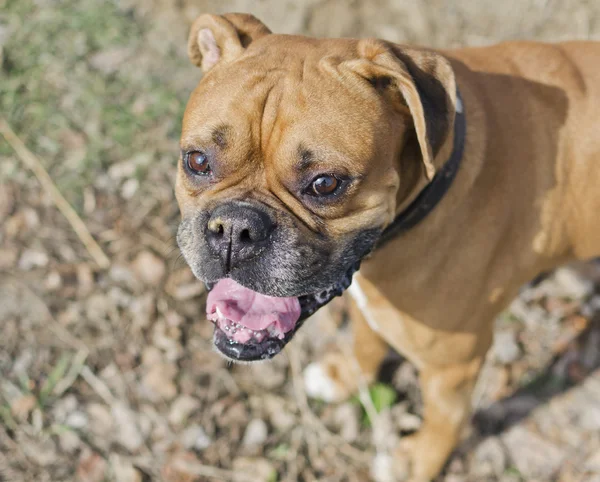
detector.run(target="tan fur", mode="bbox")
[178,14,600,481]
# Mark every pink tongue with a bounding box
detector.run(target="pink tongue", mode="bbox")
[206,278,301,334]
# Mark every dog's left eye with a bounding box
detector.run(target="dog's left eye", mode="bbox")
[307,174,342,196]
[185,150,211,175]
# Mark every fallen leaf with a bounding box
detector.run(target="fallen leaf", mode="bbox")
[76,449,107,482]
[10,394,37,420]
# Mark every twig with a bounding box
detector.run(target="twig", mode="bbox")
[287,343,371,464]
[217,367,241,395]
[80,366,116,405]
[287,344,321,465]
[53,349,89,397]
[336,339,389,453]
[0,117,110,268]
[301,305,385,449]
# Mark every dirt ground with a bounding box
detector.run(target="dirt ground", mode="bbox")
[2,0,600,481]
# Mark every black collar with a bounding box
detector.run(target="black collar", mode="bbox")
[376,90,466,248]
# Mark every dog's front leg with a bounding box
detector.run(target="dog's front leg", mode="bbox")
[304,294,390,402]
[384,356,485,482]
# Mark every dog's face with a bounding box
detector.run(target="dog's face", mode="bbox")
[176,13,458,362]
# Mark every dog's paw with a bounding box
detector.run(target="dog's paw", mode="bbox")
[303,361,347,402]
[371,449,416,482]
[371,438,434,482]
[371,452,396,482]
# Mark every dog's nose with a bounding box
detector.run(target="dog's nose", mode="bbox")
[206,202,275,270]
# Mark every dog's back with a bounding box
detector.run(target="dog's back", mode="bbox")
[446,41,600,263]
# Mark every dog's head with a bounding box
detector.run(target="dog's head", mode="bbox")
[176,13,459,361]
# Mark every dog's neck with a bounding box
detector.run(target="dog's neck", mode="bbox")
[377,90,466,249]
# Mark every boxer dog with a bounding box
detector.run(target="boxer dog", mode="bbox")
[176,12,600,481]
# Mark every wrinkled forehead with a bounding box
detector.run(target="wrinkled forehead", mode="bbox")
[181,35,392,165]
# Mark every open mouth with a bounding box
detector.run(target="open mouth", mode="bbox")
[205,262,360,362]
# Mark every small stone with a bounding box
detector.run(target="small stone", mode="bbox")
[18,249,49,270]
[168,395,200,426]
[142,362,178,401]
[58,430,81,453]
[333,403,360,442]
[232,457,277,482]
[87,403,114,438]
[45,271,63,291]
[472,436,507,477]
[112,402,145,452]
[492,330,521,364]
[502,425,565,479]
[180,424,212,450]
[132,250,166,285]
[110,454,143,482]
[66,411,88,429]
[242,418,269,446]
[554,267,593,299]
[121,178,139,199]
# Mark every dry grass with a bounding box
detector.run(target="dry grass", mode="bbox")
[2,1,600,481]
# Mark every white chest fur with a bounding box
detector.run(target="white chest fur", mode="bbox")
[347,275,382,333]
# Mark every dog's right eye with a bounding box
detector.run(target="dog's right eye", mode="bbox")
[185,151,212,175]
[303,173,348,199]
[311,175,340,196]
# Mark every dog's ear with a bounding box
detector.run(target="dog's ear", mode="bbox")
[188,13,271,72]
[345,40,458,180]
